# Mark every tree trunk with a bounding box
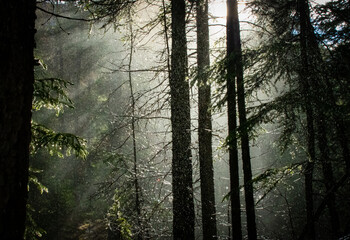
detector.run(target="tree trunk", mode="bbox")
[227,0,257,239]
[0,0,36,238]
[196,0,217,239]
[298,0,316,239]
[317,115,340,238]
[170,0,195,239]
[298,0,341,238]
[226,0,242,239]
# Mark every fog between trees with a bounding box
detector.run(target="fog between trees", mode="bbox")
[2,0,349,239]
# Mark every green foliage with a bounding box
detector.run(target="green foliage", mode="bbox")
[32,57,87,159]
[33,78,74,115]
[107,192,133,240]
[31,122,88,159]
[28,168,49,194]
[26,57,88,239]
[25,204,47,240]
[25,169,48,240]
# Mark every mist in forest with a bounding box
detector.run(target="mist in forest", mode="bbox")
[27,0,350,240]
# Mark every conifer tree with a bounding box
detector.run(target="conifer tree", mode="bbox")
[231,1,257,239]
[247,0,349,238]
[227,0,257,239]
[0,0,36,238]
[226,0,242,238]
[170,0,195,239]
[196,0,217,239]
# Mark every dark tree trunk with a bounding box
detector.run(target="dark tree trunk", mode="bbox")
[196,0,217,239]
[0,0,36,238]
[227,0,257,239]
[317,115,340,238]
[298,0,316,239]
[170,0,195,239]
[298,0,341,238]
[226,0,242,239]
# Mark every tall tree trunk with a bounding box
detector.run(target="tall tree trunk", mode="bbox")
[227,0,257,239]
[316,115,340,238]
[170,0,195,239]
[196,0,217,239]
[0,0,36,238]
[298,0,316,239]
[226,0,242,239]
[298,0,341,238]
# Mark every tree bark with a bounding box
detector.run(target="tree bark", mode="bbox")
[0,0,36,238]
[227,0,257,239]
[196,0,218,239]
[226,0,242,239]
[170,0,195,239]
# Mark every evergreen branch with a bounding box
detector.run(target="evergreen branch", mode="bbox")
[36,6,92,22]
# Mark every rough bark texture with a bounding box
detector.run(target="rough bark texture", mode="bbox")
[226,0,242,239]
[170,0,195,239]
[0,0,36,238]
[196,0,217,239]
[227,0,257,239]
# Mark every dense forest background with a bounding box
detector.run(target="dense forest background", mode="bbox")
[0,0,349,239]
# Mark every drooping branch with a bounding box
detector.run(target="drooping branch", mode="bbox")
[36,6,92,21]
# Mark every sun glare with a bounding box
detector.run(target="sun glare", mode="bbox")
[209,0,251,25]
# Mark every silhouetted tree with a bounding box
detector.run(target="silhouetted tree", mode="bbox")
[247,0,349,238]
[0,0,36,238]
[170,0,195,239]
[227,0,257,239]
[298,1,317,238]
[226,0,242,239]
[196,0,217,239]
